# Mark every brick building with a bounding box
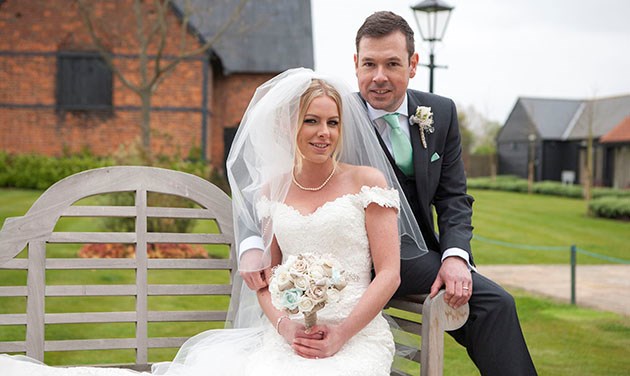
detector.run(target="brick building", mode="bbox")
[0,0,314,171]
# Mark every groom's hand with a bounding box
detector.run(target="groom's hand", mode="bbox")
[239,249,269,290]
[430,256,472,309]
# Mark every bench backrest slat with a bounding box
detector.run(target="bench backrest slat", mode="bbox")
[0,166,236,366]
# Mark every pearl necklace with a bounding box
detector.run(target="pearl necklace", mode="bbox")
[292,165,336,191]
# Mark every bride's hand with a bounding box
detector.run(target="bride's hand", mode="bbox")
[278,319,322,345]
[292,324,347,359]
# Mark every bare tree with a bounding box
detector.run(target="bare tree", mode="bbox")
[456,109,474,172]
[473,120,501,181]
[582,100,595,204]
[76,0,248,159]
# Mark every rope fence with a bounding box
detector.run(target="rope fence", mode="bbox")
[473,234,630,305]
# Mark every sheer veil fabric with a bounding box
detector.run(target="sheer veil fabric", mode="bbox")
[225,67,428,329]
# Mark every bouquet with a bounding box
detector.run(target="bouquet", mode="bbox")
[269,253,347,328]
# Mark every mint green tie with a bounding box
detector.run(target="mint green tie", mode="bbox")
[382,113,414,176]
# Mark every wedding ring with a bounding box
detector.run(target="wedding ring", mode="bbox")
[463,286,469,290]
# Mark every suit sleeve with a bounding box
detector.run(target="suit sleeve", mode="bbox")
[432,99,475,264]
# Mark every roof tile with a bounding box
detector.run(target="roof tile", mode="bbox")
[600,116,630,143]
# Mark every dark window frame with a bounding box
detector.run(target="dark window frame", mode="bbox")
[56,51,113,112]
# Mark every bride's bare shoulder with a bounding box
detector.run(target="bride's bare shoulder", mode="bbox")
[338,163,387,189]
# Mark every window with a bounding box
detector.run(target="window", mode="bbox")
[56,51,113,111]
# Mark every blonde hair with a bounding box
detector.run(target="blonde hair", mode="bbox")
[294,79,344,172]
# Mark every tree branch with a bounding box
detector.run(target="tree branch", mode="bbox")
[76,0,140,93]
[151,0,248,85]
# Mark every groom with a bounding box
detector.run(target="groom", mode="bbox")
[354,11,536,375]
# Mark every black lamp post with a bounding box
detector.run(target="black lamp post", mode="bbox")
[411,0,454,93]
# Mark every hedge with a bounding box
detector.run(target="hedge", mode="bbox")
[0,151,226,191]
[589,197,630,220]
[0,151,114,190]
[468,176,630,199]
[468,175,630,220]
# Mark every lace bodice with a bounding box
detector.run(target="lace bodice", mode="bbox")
[257,186,399,321]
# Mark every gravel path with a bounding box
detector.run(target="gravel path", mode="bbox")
[477,265,630,316]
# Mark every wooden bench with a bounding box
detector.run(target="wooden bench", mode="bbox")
[0,166,468,376]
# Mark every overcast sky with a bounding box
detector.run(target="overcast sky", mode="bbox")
[310,0,630,124]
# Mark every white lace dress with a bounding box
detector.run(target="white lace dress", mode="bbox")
[0,186,399,376]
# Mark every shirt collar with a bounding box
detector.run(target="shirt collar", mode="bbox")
[367,95,409,121]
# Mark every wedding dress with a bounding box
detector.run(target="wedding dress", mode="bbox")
[0,186,399,376]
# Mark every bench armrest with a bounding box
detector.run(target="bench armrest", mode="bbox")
[388,291,469,376]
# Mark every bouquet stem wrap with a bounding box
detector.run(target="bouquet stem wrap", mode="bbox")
[304,311,317,329]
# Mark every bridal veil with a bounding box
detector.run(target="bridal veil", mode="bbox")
[225,68,428,328]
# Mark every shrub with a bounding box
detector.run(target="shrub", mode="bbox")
[78,243,210,259]
[0,146,228,192]
[100,191,197,234]
[467,175,528,192]
[592,187,630,198]
[0,151,114,190]
[589,197,630,220]
[532,181,583,198]
[468,176,630,200]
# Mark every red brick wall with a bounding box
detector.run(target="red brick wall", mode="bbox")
[0,0,277,169]
[210,73,274,165]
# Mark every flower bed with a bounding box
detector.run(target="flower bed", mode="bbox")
[78,243,210,259]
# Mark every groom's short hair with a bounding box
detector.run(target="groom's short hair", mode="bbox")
[355,11,415,60]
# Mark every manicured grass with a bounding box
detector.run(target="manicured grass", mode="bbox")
[1,188,629,373]
[0,188,42,220]
[443,288,630,376]
[469,189,630,265]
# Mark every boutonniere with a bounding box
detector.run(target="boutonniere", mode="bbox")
[410,106,434,149]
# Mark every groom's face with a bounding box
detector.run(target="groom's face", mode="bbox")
[355,31,418,112]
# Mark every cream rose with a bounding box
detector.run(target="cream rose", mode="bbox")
[297,296,315,313]
[274,271,294,291]
[290,258,309,274]
[327,288,340,303]
[292,275,309,290]
[306,284,328,303]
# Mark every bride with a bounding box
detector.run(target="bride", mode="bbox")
[0,68,427,376]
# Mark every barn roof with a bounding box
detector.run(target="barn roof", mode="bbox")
[499,94,630,142]
[172,0,314,74]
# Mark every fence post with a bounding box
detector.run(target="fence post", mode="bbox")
[570,245,576,305]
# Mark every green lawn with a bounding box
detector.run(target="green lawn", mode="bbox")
[443,288,630,375]
[1,188,629,374]
[469,189,630,265]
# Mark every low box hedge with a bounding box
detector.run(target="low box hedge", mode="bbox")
[468,176,629,199]
[589,197,630,220]
[0,151,225,191]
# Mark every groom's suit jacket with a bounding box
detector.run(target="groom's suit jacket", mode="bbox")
[364,89,475,265]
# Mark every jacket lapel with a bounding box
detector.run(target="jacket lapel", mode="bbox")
[407,91,430,221]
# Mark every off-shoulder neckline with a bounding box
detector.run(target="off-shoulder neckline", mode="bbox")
[264,185,396,218]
